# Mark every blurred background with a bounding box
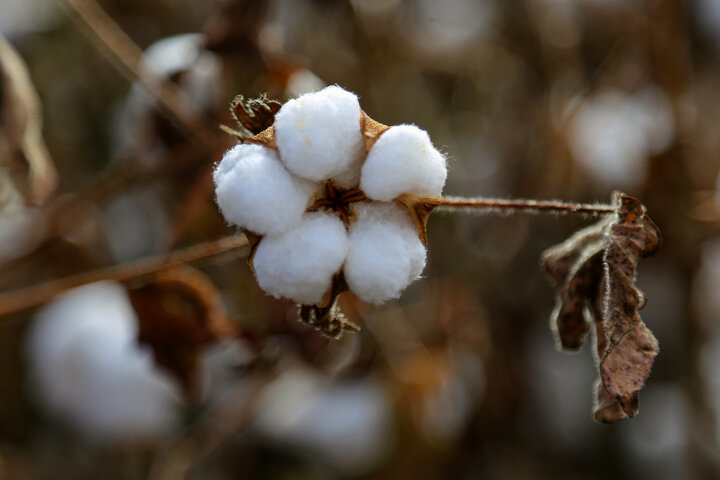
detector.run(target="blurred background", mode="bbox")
[0,0,717,478]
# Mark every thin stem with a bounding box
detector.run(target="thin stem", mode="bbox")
[60,0,212,144]
[0,235,249,319]
[421,196,617,216]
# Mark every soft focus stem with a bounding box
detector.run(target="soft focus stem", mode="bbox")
[420,196,617,216]
[0,235,249,318]
[60,0,212,144]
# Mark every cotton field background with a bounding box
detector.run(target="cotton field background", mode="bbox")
[0,0,717,478]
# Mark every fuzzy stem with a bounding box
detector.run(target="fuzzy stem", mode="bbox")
[0,235,249,318]
[60,0,212,144]
[421,196,617,216]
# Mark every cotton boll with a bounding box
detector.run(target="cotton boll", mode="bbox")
[137,33,222,110]
[253,212,349,304]
[0,177,45,263]
[274,85,364,182]
[26,282,181,441]
[214,144,317,235]
[254,368,393,474]
[0,205,43,264]
[567,88,674,189]
[285,68,326,97]
[345,202,426,304]
[112,34,222,166]
[361,125,447,202]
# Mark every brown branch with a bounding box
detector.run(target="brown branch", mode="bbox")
[60,0,212,144]
[420,196,617,216]
[0,235,249,318]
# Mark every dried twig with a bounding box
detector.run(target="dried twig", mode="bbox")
[420,196,617,216]
[0,235,249,318]
[59,0,213,144]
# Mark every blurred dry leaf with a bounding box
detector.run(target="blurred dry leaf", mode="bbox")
[0,34,56,207]
[127,265,237,395]
[542,192,662,423]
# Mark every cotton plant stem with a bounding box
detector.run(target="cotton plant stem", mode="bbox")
[60,0,212,143]
[421,196,617,216]
[0,235,249,318]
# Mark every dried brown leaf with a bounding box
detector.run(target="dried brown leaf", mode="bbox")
[230,94,281,136]
[597,192,662,419]
[297,273,359,339]
[541,192,662,423]
[127,265,237,395]
[0,34,56,206]
[542,220,609,350]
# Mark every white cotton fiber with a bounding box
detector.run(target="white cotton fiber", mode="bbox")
[26,282,181,441]
[214,144,317,235]
[344,202,426,304]
[274,85,364,182]
[361,125,447,202]
[253,212,349,305]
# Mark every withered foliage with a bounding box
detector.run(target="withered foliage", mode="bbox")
[127,266,237,395]
[542,192,662,423]
[0,34,56,207]
[229,94,281,136]
[297,274,360,339]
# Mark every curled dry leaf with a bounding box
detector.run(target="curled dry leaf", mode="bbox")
[127,265,237,395]
[230,94,281,136]
[0,34,56,206]
[297,274,360,339]
[542,220,609,350]
[541,192,662,423]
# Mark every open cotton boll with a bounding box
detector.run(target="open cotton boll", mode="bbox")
[345,202,426,304]
[361,125,447,202]
[26,282,181,441]
[214,144,317,235]
[253,212,349,304]
[274,85,364,182]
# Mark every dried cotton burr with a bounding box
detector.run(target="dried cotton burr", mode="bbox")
[213,86,448,337]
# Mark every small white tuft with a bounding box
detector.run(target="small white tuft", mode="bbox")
[274,86,364,182]
[344,202,426,304]
[361,125,447,202]
[214,144,317,235]
[253,212,349,305]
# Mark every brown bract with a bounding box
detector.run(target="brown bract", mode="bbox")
[541,192,662,423]
[127,266,237,396]
[0,34,56,207]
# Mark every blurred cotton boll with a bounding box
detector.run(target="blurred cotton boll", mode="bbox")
[620,384,689,480]
[692,238,720,328]
[26,282,182,441]
[696,0,720,46]
[285,68,326,97]
[113,33,222,162]
[0,177,45,264]
[254,368,394,474]
[700,332,720,448]
[526,327,598,450]
[567,87,675,189]
[407,0,497,57]
[0,0,60,37]
[0,205,44,264]
[101,187,170,262]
